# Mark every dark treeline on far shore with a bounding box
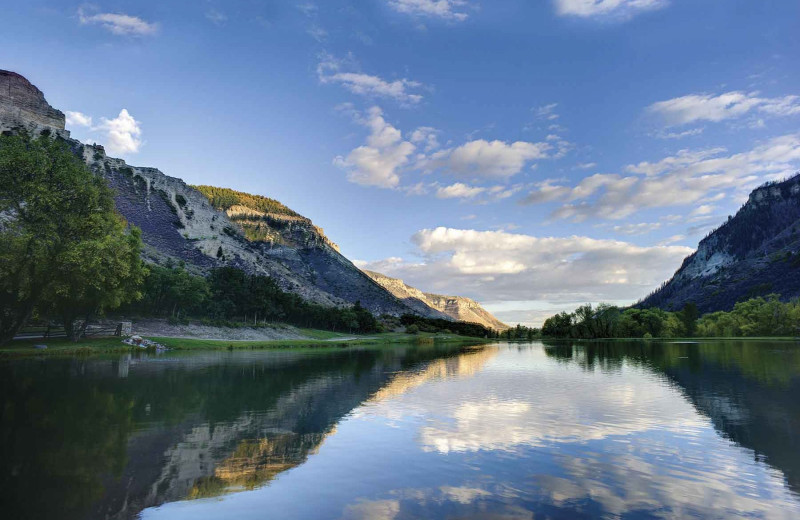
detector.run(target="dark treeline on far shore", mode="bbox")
[541,296,800,339]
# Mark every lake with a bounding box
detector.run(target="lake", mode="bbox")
[2,340,799,519]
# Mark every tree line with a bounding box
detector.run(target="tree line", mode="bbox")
[541,296,800,339]
[127,263,380,333]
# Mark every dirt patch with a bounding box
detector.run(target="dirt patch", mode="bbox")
[130,318,311,341]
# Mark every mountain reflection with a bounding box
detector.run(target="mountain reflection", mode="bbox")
[541,340,800,496]
[0,344,490,520]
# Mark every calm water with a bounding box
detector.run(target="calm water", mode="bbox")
[2,341,800,519]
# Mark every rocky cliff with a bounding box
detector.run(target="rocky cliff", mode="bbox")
[0,70,66,135]
[640,173,800,313]
[0,69,443,317]
[364,270,509,331]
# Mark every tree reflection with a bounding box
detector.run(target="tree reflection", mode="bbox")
[542,339,800,495]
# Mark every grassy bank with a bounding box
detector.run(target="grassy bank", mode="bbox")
[0,331,489,358]
[539,336,800,342]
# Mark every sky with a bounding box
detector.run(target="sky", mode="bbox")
[3,0,800,326]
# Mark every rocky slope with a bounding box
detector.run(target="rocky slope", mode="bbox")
[640,173,800,313]
[364,270,509,331]
[0,69,447,317]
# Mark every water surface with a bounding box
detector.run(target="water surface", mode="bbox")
[2,340,799,519]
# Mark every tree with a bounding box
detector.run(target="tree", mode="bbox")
[0,133,144,343]
[679,303,699,337]
[44,225,145,340]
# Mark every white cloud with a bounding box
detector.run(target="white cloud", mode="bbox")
[97,109,143,154]
[334,107,415,188]
[612,222,662,235]
[65,111,93,128]
[536,103,560,120]
[358,227,692,322]
[522,134,800,221]
[388,0,470,21]
[554,0,667,19]
[648,91,800,126]
[64,108,143,155]
[575,162,597,169]
[655,127,704,140]
[318,55,424,105]
[410,127,440,151]
[78,7,158,36]
[430,139,551,180]
[436,183,486,199]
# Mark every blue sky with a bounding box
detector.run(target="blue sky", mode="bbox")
[3,0,800,325]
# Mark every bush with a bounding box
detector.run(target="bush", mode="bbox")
[405,324,420,334]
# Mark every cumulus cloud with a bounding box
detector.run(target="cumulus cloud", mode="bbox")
[78,7,158,36]
[96,109,143,154]
[429,139,551,180]
[64,108,143,155]
[410,127,440,152]
[358,227,692,324]
[318,55,424,105]
[334,107,415,188]
[65,111,93,128]
[554,0,667,19]
[648,91,800,126]
[387,0,470,21]
[522,134,800,221]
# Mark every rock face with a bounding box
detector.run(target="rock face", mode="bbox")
[0,70,426,316]
[364,270,509,330]
[640,173,800,313]
[0,70,66,134]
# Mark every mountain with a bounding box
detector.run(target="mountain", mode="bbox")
[363,270,509,331]
[0,69,450,318]
[640,174,800,313]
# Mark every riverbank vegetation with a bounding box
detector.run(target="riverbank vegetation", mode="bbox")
[0,133,145,343]
[542,296,800,339]
[126,264,382,334]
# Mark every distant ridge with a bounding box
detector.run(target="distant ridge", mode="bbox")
[363,270,509,331]
[640,173,800,313]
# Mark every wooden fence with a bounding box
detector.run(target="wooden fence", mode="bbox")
[14,323,124,340]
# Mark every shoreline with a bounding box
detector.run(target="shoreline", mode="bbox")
[0,332,490,358]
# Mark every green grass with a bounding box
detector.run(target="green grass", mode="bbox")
[0,331,487,358]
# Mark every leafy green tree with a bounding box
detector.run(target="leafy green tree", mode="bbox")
[44,225,145,340]
[0,133,144,343]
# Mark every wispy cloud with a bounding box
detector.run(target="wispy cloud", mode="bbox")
[387,0,471,21]
[522,134,800,221]
[318,54,425,105]
[205,9,227,26]
[648,91,800,126]
[78,7,158,36]
[554,0,668,20]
